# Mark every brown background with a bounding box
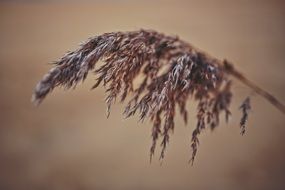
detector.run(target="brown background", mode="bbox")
[1,0,285,189]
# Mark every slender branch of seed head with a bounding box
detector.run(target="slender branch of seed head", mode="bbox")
[222,60,285,114]
[178,40,285,115]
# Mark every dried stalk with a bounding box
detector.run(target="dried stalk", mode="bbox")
[32,29,285,163]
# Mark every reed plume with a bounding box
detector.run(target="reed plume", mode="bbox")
[32,29,285,163]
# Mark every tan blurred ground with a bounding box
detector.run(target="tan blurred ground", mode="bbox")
[0,0,285,189]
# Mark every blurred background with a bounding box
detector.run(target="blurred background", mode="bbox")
[0,0,285,189]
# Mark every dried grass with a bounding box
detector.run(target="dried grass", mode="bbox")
[32,29,285,163]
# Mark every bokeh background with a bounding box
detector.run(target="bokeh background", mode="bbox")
[1,0,285,189]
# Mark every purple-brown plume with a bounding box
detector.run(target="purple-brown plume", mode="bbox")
[32,29,285,163]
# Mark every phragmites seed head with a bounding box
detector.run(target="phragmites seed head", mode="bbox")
[32,29,285,163]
